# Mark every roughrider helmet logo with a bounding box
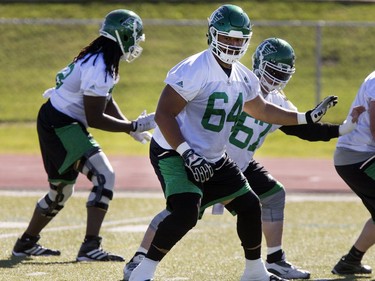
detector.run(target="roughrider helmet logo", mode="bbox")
[259,41,277,57]
[210,10,224,25]
[122,17,136,29]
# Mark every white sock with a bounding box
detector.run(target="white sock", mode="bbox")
[136,246,148,255]
[267,245,282,255]
[129,257,158,281]
[240,258,270,281]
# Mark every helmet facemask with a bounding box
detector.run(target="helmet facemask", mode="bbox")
[252,38,296,93]
[209,27,251,64]
[114,19,145,63]
[207,4,252,65]
[257,60,295,93]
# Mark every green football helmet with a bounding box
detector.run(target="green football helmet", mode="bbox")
[252,38,296,93]
[207,4,252,64]
[99,9,145,63]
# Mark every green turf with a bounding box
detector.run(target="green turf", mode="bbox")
[0,192,373,280]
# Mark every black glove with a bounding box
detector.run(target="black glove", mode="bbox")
[181,149,214,183]
[305,95,338,123]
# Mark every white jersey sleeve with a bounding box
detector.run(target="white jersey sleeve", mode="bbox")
[153,49,260,162]
[336,70,375,152]
[165,51,206,102]
[80,57,115,97]
[226,90,297,171]
[48,54,116,127]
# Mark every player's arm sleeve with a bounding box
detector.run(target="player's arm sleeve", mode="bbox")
[81,59,114,97]
[279,123,339,141]
[164,60,205,102]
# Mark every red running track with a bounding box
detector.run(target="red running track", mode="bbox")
[0,154,351,194]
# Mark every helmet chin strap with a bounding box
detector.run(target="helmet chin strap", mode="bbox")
[115,30,128,60]
[114,24,144,63]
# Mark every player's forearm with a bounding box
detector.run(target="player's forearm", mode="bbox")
[244,97,300,126]
[279,123,339,141]
[105,98,128,121]
[255,102,299,125]
[155,113,185,150]
[87,114,134,133]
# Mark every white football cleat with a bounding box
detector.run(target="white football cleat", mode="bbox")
[266,259,310,279]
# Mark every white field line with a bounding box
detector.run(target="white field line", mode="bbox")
[0,216,153,239]
[0,190,161,239]
[0,190,359,239]
[285,192,360,202]
[0,190,164,199]
[0,190,358,201]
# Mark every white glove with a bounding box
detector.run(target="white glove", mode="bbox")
[338,105,366,135]
[132,110,156,133]
[130,131,152,144]
[305,95,338,123]
[338,118,356,136]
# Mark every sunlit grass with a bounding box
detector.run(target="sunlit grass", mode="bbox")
[0,192,373,280]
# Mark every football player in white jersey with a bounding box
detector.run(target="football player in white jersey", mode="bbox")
[12,9,155,262]
[123,36,361,280]
[126,5,338,281]
[331,70,375,275]
[224,37,364,279]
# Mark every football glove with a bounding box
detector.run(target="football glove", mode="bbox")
[338,118,356,136]
[305,95,338,123]
[181,149,214,183]
[132,110,156,133]
[130,131,152,144]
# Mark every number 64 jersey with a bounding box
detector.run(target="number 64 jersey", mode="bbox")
[152,49,261,163]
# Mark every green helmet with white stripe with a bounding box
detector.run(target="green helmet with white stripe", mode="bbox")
[252,38,296,93]
[100,9,145,63]
[207,4,252,64]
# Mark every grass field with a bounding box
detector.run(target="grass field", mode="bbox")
[1,1,375,157]
[0,191,374,281]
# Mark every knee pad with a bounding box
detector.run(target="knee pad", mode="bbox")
[164,193,200,235]
[150,209,171,231]
[37,182,74,218]
[226,192,262,250]
[151,194,200,252]
[260,186,286,222]
[78,151,115,210]
[226,190,261,217]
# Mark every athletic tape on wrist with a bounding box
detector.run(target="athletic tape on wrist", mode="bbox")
[176,142,191,156]
[297,112,307,124]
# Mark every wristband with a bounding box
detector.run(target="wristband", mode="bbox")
[297,112,307,124]
[176,141,191,156]
[131,121,137,132]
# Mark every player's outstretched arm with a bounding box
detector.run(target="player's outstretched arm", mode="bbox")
[244,95,338,126]
[279,105,365,140]
[279,123,339,141]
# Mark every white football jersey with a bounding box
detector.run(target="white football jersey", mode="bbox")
[337,70,375,152]
[45,53,116,127]
[152,49,261,163]
[226,90,297,171]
